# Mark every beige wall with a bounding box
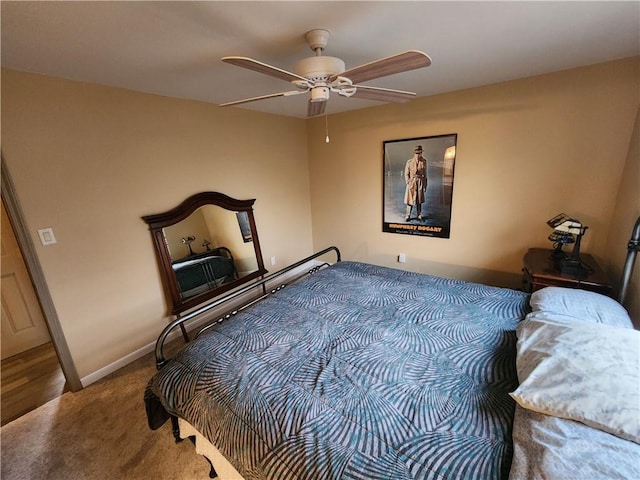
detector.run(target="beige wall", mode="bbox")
[1,57,638,381]
[1,69,313,379]
[308,58,640,294]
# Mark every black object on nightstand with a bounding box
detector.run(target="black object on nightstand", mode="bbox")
[522,248,612,296]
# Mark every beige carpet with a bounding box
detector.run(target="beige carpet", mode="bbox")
[1,347,213,479]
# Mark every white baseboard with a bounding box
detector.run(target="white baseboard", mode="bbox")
[80,341,156,387]
[80,260,322,388]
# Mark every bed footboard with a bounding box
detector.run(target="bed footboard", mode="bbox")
[154,246,341,369]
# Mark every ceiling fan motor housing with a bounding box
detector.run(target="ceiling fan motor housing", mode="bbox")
[294,56,345,82]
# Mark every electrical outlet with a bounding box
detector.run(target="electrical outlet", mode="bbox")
[398,253,406,263]
[270,256,276,266]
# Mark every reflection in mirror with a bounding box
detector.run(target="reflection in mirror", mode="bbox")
[143,192,267,315]
[162,207,258,301]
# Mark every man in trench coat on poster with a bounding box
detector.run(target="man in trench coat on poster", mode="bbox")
[404,145,427,221]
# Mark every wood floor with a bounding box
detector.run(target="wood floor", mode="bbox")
[1,342,68,426]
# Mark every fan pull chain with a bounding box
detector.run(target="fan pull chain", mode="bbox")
[325,111,330,143]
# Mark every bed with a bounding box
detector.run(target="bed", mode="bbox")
[145,218,640,479]
[172,247,238,300]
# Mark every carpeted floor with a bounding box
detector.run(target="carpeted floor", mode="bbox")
[1,347,213,479]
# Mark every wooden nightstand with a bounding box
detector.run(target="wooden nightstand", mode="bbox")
[522,248,612,296]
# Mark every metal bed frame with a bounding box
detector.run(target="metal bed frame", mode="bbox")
[154,246,341,370]
[154,215,640,369]
[619,216,640,304]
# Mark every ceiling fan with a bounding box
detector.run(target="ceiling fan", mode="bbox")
[219,29,432,117]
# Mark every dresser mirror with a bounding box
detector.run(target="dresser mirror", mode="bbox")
[143,192,268,315]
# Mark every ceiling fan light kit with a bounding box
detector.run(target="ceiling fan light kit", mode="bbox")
[310,86,330,103]
[220,29,431,117]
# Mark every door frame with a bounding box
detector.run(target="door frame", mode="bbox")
[1,154,82,392]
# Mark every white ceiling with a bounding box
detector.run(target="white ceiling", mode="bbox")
[2,1,639,119]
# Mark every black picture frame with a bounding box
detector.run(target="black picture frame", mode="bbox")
[236,211,253,243]
[383,134,457,238]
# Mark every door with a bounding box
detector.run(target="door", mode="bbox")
[1,200,51,360]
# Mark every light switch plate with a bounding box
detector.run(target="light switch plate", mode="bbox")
[37,227,57,246]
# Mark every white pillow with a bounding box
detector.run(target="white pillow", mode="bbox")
[529,287,633,329]
[511,317,640,444]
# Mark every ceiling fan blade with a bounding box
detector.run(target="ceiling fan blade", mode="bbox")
[219,90,307,107]
[351,85,416,103]
[222,56,309,83]
[332,50,431,84]
[307,100,326,117]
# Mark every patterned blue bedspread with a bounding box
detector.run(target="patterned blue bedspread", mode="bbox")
[145,261,529,479]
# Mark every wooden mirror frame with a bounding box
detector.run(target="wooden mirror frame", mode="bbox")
[142,192,268,315]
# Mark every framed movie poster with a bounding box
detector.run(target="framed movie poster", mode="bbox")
[383,134,457,238]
